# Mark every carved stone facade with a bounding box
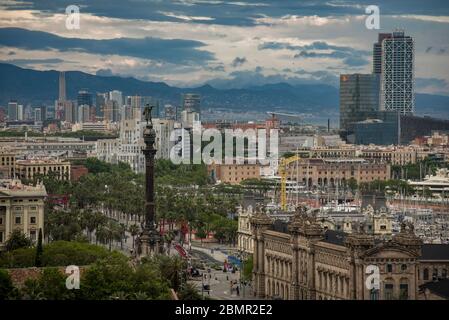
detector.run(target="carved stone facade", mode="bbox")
[252,211,449,300]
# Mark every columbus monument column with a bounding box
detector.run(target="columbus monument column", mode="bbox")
[138,104,163,257]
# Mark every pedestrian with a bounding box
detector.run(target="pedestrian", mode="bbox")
[236,286,240,296]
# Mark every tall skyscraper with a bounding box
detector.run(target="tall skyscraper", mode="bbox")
[17,104,23,121]
[96,92,108,120]
[109,90,123,121]
[55,71,67,120]
[126,95,142,120]
[104,100,119,122]
[59,71,66,101]
[7,101,18,121]
[78,104,90,123]
[339,74,380,131]
[77,90,93,108]
[34,108,42,122]
[379,31,415,115]
[64,101,75,123]
[181,93,201,115]
[372,33,392,74]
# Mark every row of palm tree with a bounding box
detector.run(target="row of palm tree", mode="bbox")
[40,159,241,246]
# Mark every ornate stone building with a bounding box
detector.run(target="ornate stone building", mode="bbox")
[0,179,47,250]
[251,208,449,300]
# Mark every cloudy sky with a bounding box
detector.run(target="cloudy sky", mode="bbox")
[0,0,448,94]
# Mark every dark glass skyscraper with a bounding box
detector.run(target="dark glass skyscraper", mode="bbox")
[77,89,93,107]
[339,74,380,131]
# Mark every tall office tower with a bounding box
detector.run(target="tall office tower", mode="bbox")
[380,30,415,115]
[34,108,42,122]
[40,106,47,121]
[59,71,66,101]
[64,101,75,123]
[77,90,93,108]
[89,105,97,122]
[373,33,392,74]
[181,93,201,115]
[104,100,119,122]
[55,71,67,120]
[24,105,33,121]
[7,101,18,121]
[78,104,90,123]
[17,105,23,121]
[126,95,142,120]
[96,92,108,120]
[109,90,123,121]
[339,74,380,131]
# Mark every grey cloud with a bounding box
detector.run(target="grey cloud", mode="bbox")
[231,57,247,67]
[4,58,66,66]
[96,69,115,76]
[5,0,449,27]
[0,28,214,64]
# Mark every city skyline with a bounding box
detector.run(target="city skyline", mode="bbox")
[0,1,448,96]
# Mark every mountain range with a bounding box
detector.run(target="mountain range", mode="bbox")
[1,63,448,118]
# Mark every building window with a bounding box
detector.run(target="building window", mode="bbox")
[386,264,393,273]
[423,268,429,280]
[0,217,2,225]
[30,217,36,224]
[0,231,3,243]
[30,230,36,241]
[15,216,21,224]
[401,264,407,272]
[399,283,409,300]
[384,283,394,300]
[432,268,438,280]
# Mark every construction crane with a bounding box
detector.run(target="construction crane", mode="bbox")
[279,154,302,211]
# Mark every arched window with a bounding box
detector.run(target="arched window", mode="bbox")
[399,278,409,300]
[423,268,429,281]
[384,279,394,300]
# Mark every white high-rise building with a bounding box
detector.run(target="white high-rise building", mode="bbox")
[380,30,415,115]
[78,104,90,123]
[97,118,177,173]
[17,105,23,121]
[109,90,123,121]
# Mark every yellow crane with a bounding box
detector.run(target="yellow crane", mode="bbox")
[279,154,302,211]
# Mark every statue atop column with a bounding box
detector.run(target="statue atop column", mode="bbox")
[139,104,163,257]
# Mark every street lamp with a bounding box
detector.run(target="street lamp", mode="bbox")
[238,249,246,298]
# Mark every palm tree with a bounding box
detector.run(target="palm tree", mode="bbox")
[128,224,140,249]
[178,283,202,300]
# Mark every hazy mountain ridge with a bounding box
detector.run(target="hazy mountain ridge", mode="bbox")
[0,63,448,118]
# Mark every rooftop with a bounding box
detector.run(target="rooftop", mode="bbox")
[0,179,47,196]
[421,244,449,261]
